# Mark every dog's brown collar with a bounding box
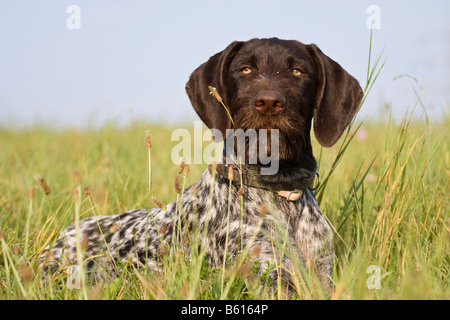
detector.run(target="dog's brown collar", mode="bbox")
[209,162,319,202]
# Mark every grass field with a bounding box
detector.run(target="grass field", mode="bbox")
[0,106,448,299]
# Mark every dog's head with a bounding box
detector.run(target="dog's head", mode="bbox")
[186,38,363,167]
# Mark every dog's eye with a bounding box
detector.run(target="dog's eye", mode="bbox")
[292,69,302,76]
[240,67,252,75]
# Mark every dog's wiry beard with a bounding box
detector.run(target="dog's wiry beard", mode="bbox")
[231,107,308,164]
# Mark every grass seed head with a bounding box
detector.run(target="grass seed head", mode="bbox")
[208,86,234,125]
[89,283,101,300]
[37,176,51,195]
[229,261,252,277]
[178,158,186,174]
[160,224,167,234]
[74,170,82,185]
[259,204,268,219]
[227,166,234,181]
[28,187,35,200]
[109,224,119,234]
[211,158,218,170]
[152,196,166,210]
[174,175,182,194]
[19,262,33,283]
[208,86,223,102]
[12,245,22,255]
[81,234,89,251]
[159,246,169,256]
[145,130,152,149]
[83,186,91,197]
[72,188,80,201]
[182,164,190,177]
[251,246,261,258]
[46,252,55,261]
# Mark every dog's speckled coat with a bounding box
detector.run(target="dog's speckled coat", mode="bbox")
[40,37,363,288]
[41,169,333,284]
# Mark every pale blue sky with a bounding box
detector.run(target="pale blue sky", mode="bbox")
[0,0,448,128]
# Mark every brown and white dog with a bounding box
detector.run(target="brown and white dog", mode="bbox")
[40,38,363,290]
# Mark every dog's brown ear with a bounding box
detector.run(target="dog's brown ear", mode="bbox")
[307,44,364,147]
[186,41,244,141]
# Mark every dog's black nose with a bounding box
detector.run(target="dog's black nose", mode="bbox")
[253,91,286,116]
